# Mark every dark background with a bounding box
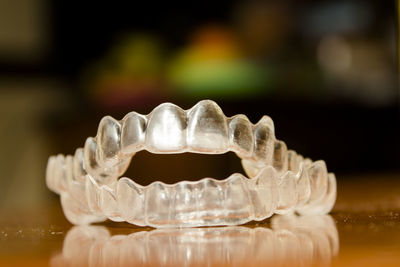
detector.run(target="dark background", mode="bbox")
[0,0,398,210]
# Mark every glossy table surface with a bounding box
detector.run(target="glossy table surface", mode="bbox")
[1,173,400,267]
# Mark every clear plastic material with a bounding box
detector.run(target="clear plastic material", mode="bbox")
[46,100,336,227]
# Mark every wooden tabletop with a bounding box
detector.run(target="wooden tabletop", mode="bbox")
[0,172,399,267]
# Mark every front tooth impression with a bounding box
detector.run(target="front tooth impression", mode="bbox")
[116,178,146,226]
[260,115,275,135]
[307,160,329,204]
[296,166,311,206]
[65,155,77,187]
[273,141,288,173]
[60,193,106,225]
[196,178,226,225]
[84,138,113,184]
[121,112,146,154]
[250,166,278,220]
[47,156,68,195]
[317,173,337,214]
[86,175,103,214]
[145,182,174,227]
[84,137,101,175]
[275,171,297,214]
[145,103,187,152]
[54,155,67,193]
[229,115,254,158]
[187,100,229,153]
[287,150,300,173]
[253,117,275,163]
[46,156,58,194]
[65,156,87,206]
[173,182,199,225]
[100,185,122,221]
[97,116,121,166]
[223,174,253,224]
[297,173,336,215]
[73,148,87,183]
[68,180,87,207]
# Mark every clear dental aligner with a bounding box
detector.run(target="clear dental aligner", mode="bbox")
[46,100,337,228]
[51,215,338,267]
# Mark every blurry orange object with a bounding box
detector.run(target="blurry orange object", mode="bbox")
[168,26,269,98]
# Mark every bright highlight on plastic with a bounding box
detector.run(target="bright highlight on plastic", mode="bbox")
[46,100,336,228]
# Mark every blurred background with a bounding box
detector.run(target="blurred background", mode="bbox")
[0,0,397,214]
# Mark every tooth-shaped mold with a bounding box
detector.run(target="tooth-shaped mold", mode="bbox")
[84,137,115,184]
[86,175,103,214]
[146,103,187,152]
[145,182,175,227]
[60,193,106,225]
[321,173,337,213]
[249,166,278,220]
[303,158,313,168]
[96,116,121,167]
[306,160,328,204]
[173,182,199,226]
[84,138,102,176]
[253,116,275,163]
[295,166,311,207]
[228,115,254,158]
[273,141,288,173]
[65,155,75,183]
[64,155,88,206]
[297,173,336,215]
[287,150,300,173]
[116,178,146,226]
[121,112,146,154]
[260,115,275,134]
[47,155,68,194]
[57,155,69,192]
[68,181,87,207]
[187,100,229,153]
[223,174,253,224]
[275,171,297,214]
[100,185,123,222]
[46,156,58,194]
[73,148,87,182]
[196,178,226,225]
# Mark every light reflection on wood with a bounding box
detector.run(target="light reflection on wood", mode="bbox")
[50,215,338,267]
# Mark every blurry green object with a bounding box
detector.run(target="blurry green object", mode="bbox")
[84,28,272,107]
[111,35,163,78]
[168,26,269,98]
[85,34,165,109]
[170,60,267,97]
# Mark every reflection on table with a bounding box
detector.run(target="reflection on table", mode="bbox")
[51,215,338,267]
